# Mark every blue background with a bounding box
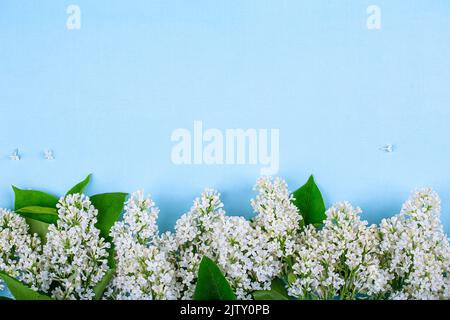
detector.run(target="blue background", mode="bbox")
[1,0,449,236]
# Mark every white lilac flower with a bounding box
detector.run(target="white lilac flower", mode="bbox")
[251,176,301,258]
[107,191,178,300]
[204,176,300,299]
[213,216,281,299]
[379,188,450,300]
[39,194,110,300]
[288,202,388,299]
[0,209,42,290]
[173,188,226,299]
[1,178,449,301]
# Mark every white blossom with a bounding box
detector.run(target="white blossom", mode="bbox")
[0,209,42,290]
[107,191,178,300]
[213,216,281,299]
[251,176,301,258]
[38,194,110,300]
[379,188,450,300]
[1,178,449,301]
[173,189,225,299]
[288,202,388,299]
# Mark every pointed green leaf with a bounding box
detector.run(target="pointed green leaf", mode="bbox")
[12,186,59,210]
[193,256,236,300]
[253,278,290,300]
[107,242,116,269]
[253,290,289,300]
[16,206,58,224]
[0,272,52,300]
[25,218,50,242]
[271,278,289,296]
[90,193,128,238]
[66,174,92,196]
[292,175,326,226]
[93,268,115,300]
[287,272,296,285]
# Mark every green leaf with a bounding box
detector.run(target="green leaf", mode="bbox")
[12,186,59,210]
[93,268,115,300]
[292,175,326,226]
[0,272,52,300]
[193,256,236,300]
[106,242,116,269]
[271,277,289,296]
[253,278,290,300]
[90,193,128,238]
[66,174,92,196]
[25,218,50,242]
[287,272,296,285]
[16,206,58,224]
[0,296,13,300]
[253,290,289,300]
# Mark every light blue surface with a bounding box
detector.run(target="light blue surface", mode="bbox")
[1,0,449,239]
